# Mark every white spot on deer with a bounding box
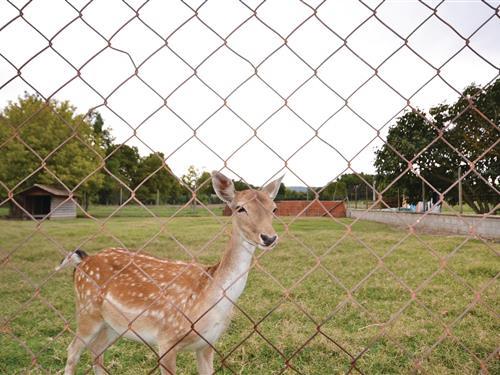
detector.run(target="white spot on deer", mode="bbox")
[149,310,163,319]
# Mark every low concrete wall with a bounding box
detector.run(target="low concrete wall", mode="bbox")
[347,209,500,239]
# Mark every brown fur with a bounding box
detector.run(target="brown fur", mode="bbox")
[63,172,282,375]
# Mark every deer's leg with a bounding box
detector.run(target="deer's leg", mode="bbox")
[196,346,215,375]
[64,315,103,375]
[88,325,118,375]
[158,342,177,375]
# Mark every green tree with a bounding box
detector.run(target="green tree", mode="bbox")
[320,173,373,201]
[182,165,201,209]
[196,171,214,203]
[0,94,104,202]
[374,108,443,203]
[233,179,256,191]
[320,181,346,200]
[89,111,113,150]
[275,182,286,200]
[283,188,307,200]
[135,153,181,205]
[182,165,200,191]
[98,144,141,204]
[446,81,499,213]
[374,79,499,213]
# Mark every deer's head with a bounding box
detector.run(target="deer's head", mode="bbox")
[212,171,283,250]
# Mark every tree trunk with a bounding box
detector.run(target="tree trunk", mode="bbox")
[461,187,481,214]
[84,192,89,212]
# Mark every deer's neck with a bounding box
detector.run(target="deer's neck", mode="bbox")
[208,228,256,305]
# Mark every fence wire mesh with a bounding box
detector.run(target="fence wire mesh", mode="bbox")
[0,0,499,374]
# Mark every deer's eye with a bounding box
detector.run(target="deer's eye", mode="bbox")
[236,206,247,214]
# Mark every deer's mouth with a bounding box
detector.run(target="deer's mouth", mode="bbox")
[242,235,278,250]
[258,239,278,251]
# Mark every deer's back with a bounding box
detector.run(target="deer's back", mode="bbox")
[73,248,215,344]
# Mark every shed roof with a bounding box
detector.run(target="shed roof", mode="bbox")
[16,184,71,197]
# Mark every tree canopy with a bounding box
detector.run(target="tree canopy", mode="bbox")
[135,153,183,204]
[0,94,104,199]
[0,94,187,206]
[374,79,499,214]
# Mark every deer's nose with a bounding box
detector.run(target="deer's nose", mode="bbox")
[260,234,277,247]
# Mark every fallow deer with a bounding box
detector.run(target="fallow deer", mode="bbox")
[59,171,282,374]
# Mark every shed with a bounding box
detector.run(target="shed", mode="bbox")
[10,184,76,220]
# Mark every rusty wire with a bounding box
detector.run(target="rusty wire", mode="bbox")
[0,0,499,374]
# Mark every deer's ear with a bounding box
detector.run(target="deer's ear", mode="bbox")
[212,171,235,204]
[262,175,284,200]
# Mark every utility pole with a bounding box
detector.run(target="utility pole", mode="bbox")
[192,182,196,213]
[458,166,463,214]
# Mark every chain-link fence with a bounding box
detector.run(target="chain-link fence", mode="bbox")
[0,0,499,374]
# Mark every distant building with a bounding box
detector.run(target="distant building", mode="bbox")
[9,184,76,220]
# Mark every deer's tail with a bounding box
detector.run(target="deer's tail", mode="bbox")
[55,249,88,271]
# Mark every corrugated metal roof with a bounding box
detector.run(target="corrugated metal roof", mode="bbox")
[16,184,71,197]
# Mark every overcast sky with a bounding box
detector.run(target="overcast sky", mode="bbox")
[0,0,498,187]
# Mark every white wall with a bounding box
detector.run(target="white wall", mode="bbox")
[50,197,76,219]
[348,209,500,240]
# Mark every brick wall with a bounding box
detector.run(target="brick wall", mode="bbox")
[223,200,346,217]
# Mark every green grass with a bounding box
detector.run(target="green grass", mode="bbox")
[78,204,225,218]
[0,204,224,219]
[0,215,498,374]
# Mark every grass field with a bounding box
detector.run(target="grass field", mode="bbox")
[0,213,498,374]
[78,204,225,218]
[0,201,492,220]
[0,204,225,219]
